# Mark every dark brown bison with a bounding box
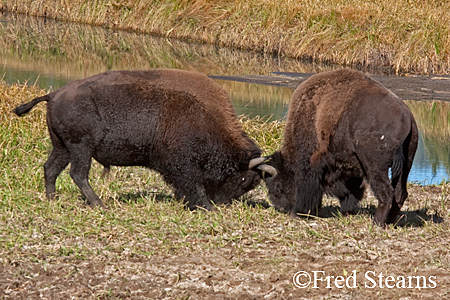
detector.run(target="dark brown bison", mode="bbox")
[264,69,418,225]
[14,69,276,209]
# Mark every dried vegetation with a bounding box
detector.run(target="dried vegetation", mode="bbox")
[2,0,450,74]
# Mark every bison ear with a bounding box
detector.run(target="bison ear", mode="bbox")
[238,150,256,170]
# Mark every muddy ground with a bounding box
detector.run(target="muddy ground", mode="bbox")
[1,184,449,300]
[211,72,450,102]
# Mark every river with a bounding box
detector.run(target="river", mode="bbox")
[1,13,449,184]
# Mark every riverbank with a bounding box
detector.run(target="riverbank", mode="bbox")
[2,0,449,75]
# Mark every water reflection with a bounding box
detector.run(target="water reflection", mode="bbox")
[407,101,450,184]
[1,13,449,184]
[217,80,291,120]
[0,13,335,86]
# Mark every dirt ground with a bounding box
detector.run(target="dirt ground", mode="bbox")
[210,73,450,102]
[1,248,448,300]
[1,184,449,300]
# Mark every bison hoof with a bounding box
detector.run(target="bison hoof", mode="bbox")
[372,216,388,227]
[46,193,58,201]
[289,210,301,218]
[384,215,398,225]
[185,201,213,211]
[88,199,106,209]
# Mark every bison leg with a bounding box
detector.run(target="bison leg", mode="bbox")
[68,150,105,208]
[339,177,365,215]
[290,175,323,218]
[355,150,394,225]
[386,176,410,224]
[101,165,111,178]
[386,135,417,224]
[175,184,212,211]
[340,194,360,215]
[367,173,394,226]
[385,200,401,224]
[44,146,70,200]
[385,170,404,224]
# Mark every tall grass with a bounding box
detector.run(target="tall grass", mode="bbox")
[0,13,334,88]
[2,0,450,74]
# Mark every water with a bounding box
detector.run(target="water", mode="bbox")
[1,13,449,184]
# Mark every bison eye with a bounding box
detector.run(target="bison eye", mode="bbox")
[241,177,246,181]
[226,168,235,175]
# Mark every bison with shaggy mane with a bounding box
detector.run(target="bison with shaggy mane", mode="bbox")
[14,69,276,209]
[264,69,418,225]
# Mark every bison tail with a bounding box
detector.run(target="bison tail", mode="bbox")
[391,145,404,179]
[13,94,51,116]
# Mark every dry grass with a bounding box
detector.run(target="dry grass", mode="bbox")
[0,13,335,91]
[2,0,450,74]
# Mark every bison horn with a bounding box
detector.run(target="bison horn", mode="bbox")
[248,157,278,177]
[248,157,266,169]
[257,164,278,178]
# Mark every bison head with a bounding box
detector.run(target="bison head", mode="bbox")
[209,156,278,205]
[262,152,296,213]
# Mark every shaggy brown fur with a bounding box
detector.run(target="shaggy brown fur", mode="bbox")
[265,69,418,225]
[14,69,273,209]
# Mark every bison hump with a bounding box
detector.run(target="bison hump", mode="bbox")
[292,70,383,165]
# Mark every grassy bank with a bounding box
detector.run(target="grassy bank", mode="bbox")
[0,14,328,83]
[2,81,450,298]
[2,0,450,75]
[0,13,322,94]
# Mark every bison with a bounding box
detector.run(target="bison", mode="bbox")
[14,69,276,209]
[264,69,418,225]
